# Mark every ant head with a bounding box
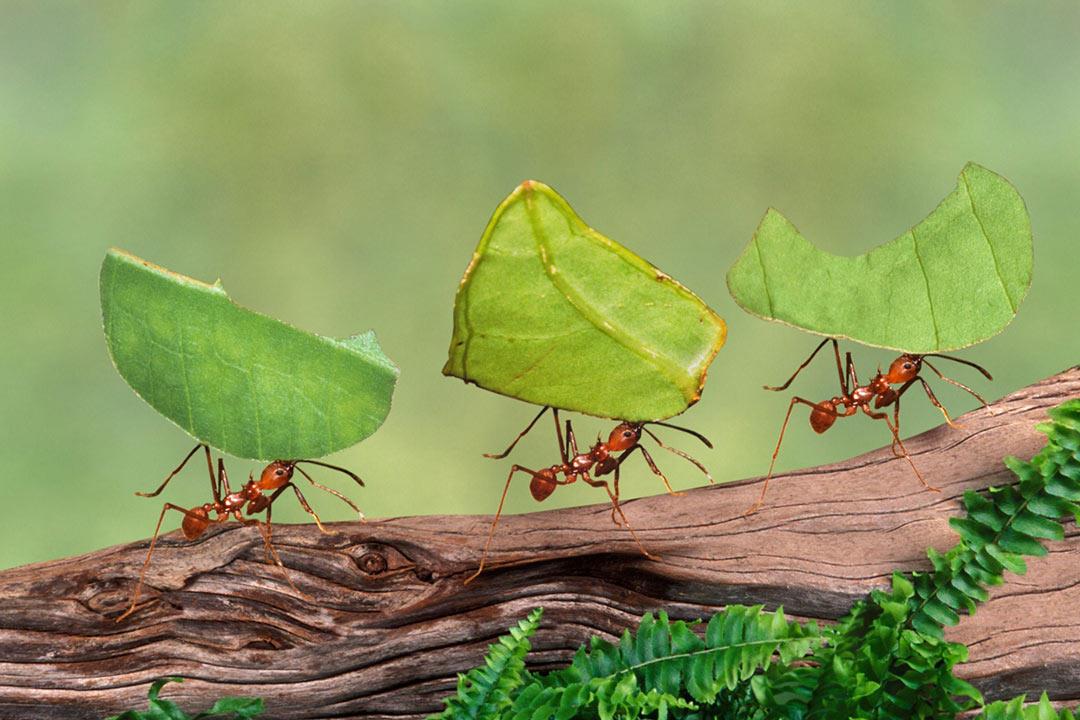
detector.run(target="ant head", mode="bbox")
[607,423,642,451]
[258,460,295,490]
[885,354,922,384]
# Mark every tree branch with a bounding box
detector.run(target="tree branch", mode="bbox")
[1,368,1077,719]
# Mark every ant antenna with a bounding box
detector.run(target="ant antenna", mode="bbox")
[641,427,713,483]
[293,459,365,486]
[645,421,714,449]
[922,353,993,380]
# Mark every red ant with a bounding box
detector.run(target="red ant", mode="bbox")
[466,406,713,583]
[745,338,992,515]
[117,443,363,622]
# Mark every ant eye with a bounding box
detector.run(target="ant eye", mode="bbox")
[903,363,913,370]
[623,431,633,438]
[275,469,285,476]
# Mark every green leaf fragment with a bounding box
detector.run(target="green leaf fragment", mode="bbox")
[444,181,726,422]
[101,249,398,460]
[726,163,1032,352]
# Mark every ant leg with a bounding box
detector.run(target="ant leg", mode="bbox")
[863,406,940,493]
[566,418,580,457]
[484,406,550,459]
[746,397,833,516]
[764,338,835,392]
[914,376,962,429]
[136,444,213,498]
[117,503,206,622]
[637,445,685,495]
[844,350,858,395]
[465,464,547,585]
[613,444,684,497]
[292,466,364,521]
[285,481,329,533]
[551,408,567,463]
[581,473,658,560]
[887,378,918,457]
[216,457,231,499]
[599,466,624,526]
[640,427,713,484]
[240,514,305,597]
[923,359,991,409]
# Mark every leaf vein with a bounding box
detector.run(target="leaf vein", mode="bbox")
[961,171,1016,313]
[525,195,690,403]
[909,229,941,349]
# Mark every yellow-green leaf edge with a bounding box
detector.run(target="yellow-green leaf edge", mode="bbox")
[101,249,399,460]
[443,181,727,422]
[726,163,1033,353]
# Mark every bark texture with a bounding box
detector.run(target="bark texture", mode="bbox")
[1,368,1078,719]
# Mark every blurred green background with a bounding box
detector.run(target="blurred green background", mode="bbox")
[2,2,1078,570]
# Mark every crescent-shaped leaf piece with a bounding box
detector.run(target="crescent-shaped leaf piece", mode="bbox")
[101,249,399,460]
[444,181,727,422]
[726,162,1033,353]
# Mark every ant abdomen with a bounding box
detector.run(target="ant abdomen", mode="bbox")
[529,471,557,501]
[810,401,837,433]
[181,507,210,540]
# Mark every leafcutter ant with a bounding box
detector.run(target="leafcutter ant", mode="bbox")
[117,443,363,622]
[746,338,992,515]
[466,406,714,583]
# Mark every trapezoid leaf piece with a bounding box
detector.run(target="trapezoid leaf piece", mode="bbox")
[444,181,726,422]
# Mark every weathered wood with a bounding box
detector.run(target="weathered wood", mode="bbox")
[0,368,1077,719]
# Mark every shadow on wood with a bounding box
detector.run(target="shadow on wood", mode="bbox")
[0,368,1077,719]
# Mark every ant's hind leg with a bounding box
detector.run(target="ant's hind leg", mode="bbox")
[484,406,550,459]
[465,464,547,585]
[117,503,204,622]
[746,397,829,516]
[764,338,834,392]
[136,444,213,498]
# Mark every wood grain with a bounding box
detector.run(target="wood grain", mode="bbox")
[0,368,1077,719]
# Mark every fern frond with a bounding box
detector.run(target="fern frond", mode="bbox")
[975,692,1079,720]
[807,399,1080,719]
[428,608,543,719]
[506,605,821,718]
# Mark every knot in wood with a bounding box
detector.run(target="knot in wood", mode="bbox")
[357,550,388,575]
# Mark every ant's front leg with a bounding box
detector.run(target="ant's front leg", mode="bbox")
[136,444,214,498]
[613,445,683,497]
[912,375,962,429]
[884,378,918,458]
[861,405,939,493]
[239,512,306,597]
[291,465,364,521]
[581,472,657,560]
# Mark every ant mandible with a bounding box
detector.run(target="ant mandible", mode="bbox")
[745,337,992,515]
[466,406,713,584]
[117,443,363,622]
